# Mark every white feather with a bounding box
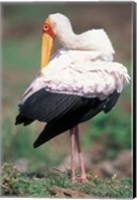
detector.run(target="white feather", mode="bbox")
[49,13,115,57]
[20,49,130,104]
[19,13,130,104]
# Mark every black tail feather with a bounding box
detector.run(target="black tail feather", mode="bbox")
[15,114,34,126]
[33,116,81,148]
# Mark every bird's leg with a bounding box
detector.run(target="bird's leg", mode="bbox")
[70,128,77,183]
[75,126,88,183]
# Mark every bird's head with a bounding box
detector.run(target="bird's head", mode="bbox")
[40,13,71,75]
[42,18,55,38]
[40,17,55,73]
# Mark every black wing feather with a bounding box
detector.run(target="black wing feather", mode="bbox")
[33,90,120,148]
[16,89,91,125]
[33,107,88,148]
[103,90,120,113]
[15,88,120,148]
[80,90,120,122]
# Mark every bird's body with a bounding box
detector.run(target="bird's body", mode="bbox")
[15,13,130,182]
[21,56,128,102]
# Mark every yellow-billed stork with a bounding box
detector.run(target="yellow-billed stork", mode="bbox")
[15,13,130,183]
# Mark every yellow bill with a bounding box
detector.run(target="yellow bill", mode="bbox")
[40,18,55,76]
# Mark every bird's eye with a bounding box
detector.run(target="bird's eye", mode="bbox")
[43,24,49,31]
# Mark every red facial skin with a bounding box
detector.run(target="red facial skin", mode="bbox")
[42,22,55,39]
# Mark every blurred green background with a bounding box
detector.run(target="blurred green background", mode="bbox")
[2,2,132,177]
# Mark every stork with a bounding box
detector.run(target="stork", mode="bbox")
[15,13,130,183]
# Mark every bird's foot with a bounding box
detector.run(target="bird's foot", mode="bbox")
[72,177,77,183]
[81,177,89,183]
[73,176,88,183]
[80,176,89,183]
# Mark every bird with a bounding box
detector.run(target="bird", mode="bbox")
[15,13,130,183]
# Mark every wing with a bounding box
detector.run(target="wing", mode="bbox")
[32,90,120,148]
[15,88,93,125]
[80,90,120,122]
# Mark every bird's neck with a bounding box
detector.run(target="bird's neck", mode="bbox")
[56,23,80,50]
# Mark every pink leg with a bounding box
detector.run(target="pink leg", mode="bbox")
[70,128,77,183]
[75,126,88,183]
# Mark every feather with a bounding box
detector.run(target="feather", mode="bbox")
[32,90,119,148]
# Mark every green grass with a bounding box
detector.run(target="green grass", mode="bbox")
[2,111,67,171]
[3,38,41,70]
[1,163,132,198]
[82,108,131,154]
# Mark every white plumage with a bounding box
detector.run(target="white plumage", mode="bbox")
[21,15,130,103]
[49,14,115,54]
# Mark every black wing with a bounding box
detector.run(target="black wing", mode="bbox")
[32,90,120,148]
[15,88,120,148]
[15,88,94,125]
[80,90,120,122]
